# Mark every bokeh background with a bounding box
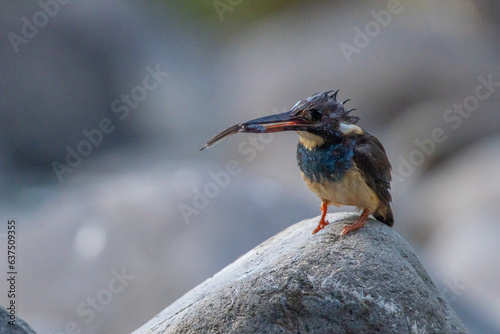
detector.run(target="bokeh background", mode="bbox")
[1,1,499,333]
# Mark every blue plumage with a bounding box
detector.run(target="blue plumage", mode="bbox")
[202,90,393,235]
[297,140,355,183]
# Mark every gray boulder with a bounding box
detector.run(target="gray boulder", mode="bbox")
[134,213,467,334]
[0,305,37,334]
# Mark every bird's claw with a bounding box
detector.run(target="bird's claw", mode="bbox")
[312,219,329,234]
[341,210,369,235]
[341,225,356,235]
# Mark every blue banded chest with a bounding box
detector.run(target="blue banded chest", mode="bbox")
[296,140,355,183]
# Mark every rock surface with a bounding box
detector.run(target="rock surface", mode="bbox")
[0,305,37,334]
[133,213,467,334]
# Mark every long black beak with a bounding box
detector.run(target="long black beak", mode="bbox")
[200,111,310,151]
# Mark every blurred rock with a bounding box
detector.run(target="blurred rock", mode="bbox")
[412,137,500,333]
[1,1,499,333]
[0,0,193,181]
[0,305,37,334]
[134,213,467,334]
[9,148,314,334]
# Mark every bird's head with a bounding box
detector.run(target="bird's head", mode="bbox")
[239,90,362,149]
[201,90,363,151]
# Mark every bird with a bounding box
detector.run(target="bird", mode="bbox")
[201,90,393,235]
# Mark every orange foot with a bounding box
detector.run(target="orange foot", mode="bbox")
[312,201,329,234]
[341,208,369,235]
[312,218,329,234]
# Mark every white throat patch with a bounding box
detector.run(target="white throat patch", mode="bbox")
[297,131,325,150]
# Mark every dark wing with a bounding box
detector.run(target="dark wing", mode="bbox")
[353,132,393,225]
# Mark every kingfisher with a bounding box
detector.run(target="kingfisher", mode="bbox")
[201,90,393,235]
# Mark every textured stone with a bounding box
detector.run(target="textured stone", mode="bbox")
[0,305,37,334]
[136,213,467,333]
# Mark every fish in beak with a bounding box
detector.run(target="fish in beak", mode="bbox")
[200,110,312,151]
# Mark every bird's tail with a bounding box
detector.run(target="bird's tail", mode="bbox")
[373,205,394,227]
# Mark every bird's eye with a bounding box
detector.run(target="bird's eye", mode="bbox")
[308,108,322,121]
